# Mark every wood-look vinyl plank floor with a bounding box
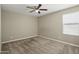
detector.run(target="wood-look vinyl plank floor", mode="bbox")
[1,36,79,54]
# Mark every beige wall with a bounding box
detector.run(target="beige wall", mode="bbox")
[1,5,79,46]
[2,10,38,42]
[38,6,79,45]
[0,5,1,51]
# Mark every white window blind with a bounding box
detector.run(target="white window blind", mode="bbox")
[63,11,79,36]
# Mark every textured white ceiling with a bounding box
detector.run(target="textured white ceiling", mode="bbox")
[1,4,78,17]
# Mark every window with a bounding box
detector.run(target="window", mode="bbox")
[63,12,79,36]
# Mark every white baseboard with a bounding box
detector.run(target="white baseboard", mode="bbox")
[2,35,79,48]
[2,35,38,44]
[39,35,79,47]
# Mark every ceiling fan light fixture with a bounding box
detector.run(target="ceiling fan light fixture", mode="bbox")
[35,10,39,12]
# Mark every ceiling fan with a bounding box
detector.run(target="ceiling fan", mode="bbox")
[26,4,47,14]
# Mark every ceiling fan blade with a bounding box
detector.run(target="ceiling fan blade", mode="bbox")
[36,4,42,9]
[26,6,36,9]
[30,10,36,13]
[39,9,47,11]
[38,11,40,14]
[26,6,34,9]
